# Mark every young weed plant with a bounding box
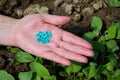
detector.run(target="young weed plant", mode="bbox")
[5,46,56,80]
[58,16,120,80]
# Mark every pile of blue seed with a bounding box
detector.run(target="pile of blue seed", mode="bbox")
[35,31,53,44]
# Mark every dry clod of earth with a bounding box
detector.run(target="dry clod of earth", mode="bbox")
[82,7,94,15]
[0,0,7,7]
[24,4,49,16]
[74,5,81,13]
[93,1,103,10]
[54,0,64,7]
[65,4,73,15]
[73,0,79,3]
[14,8,23,17]
[8,0,18,6]
[71,12,81,22]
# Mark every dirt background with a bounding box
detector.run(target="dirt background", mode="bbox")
[0,0,120,80]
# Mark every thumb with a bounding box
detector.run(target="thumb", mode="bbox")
[41,14,71,25]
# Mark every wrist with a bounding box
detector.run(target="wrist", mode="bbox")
[0,15,19,46]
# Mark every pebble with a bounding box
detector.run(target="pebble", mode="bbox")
[8,0,17,6]
[0,0,7,7]
[65,4,73,14]
[5,7,12,15]
[65,0,73,3]
[40,6,49,14]
[61,3,67,8]
[82,7,94,15]
[54,0,64,7]
[21,0,30,6]
[79,0,89,3]
[106,15,113,21]
[71,12,81,22]
[93,1,103,10]
[73,0,79,3]
[14,8,23,17]
[74,5,81,12]
[24,4,49,16]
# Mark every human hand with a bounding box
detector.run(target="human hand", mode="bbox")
[13,14,94,65]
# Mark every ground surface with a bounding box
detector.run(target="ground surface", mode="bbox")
[0,0,120,80]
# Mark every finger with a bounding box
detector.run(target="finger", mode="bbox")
[20,39,71,65]
[25,47,71,65]
[17,30,71,65]
[59,41,94,57]
[62,31,93,49]
[42,52,71,66]
[41,14,71,25]
[52,47,88,63]
[26,46,71,65]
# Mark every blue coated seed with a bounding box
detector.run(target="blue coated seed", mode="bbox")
[36,31,52,44]
[35,33,40,37]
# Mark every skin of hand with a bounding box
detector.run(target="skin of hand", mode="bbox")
[0,14,94,65]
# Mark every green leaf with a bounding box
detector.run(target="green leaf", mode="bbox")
[91,16,103,36]
[112,22,120,39]
[112,69,120,78]
[71,61,82,73]
[105,26,117,39]
[116,28,120,39]
[102,69,112,80]
[109,0,120,7]
[97,66,106,74]
[48,75,56,80]
[35,75,41,80]
[16,51,35,63]
[98,36,106,42]
[83,32,96,39]
[82,62,97,79]
[59,71,68,77]
[105,61,114,71]
[66,66,72,75]
[66,61,82,74]
[7,46,21,53]
[94,74,101,80]
[98,43,105,52]
[82,67,90,77]
[44,76,56,80]
[37,57,44,64]
[93,51,99,60]
[88,62,97,79]
[18,71,32,80]
[29,62,50,78]
[77,72,84,79]
[0,70,15,80]
[94,41,105,52]
[107,40,119,53]
[108,54,118,67]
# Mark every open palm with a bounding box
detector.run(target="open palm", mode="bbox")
[14,14,94,65]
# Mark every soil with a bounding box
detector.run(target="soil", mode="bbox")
[0,49,29,79]
[0,0,120,80]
